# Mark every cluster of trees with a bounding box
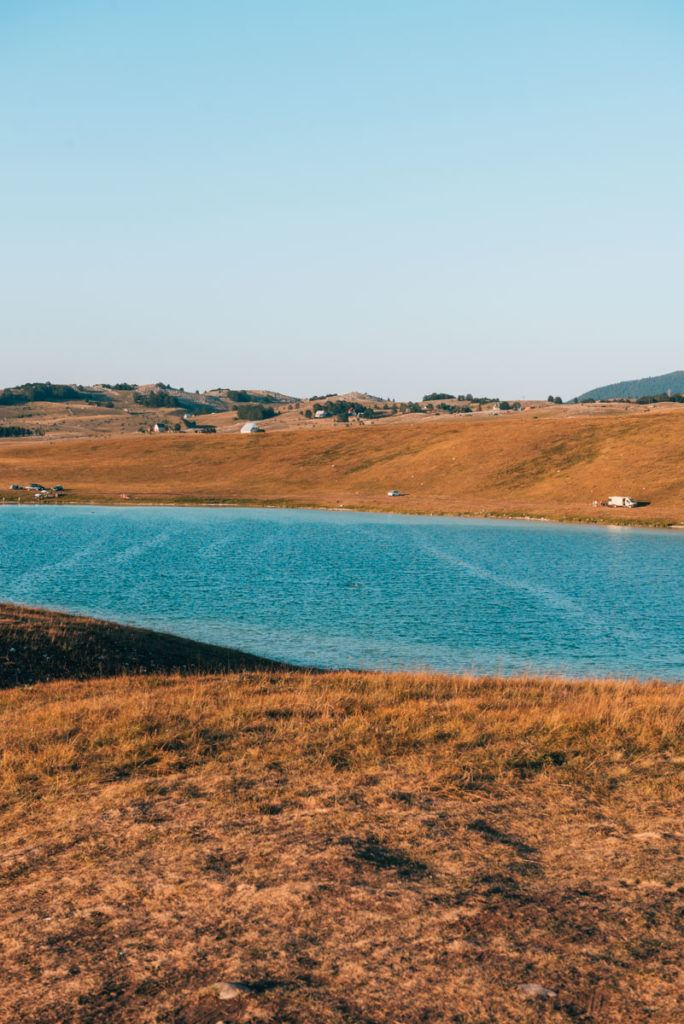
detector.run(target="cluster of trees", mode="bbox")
[422,402,505,414]
[236,404,276,421]
[134,389,208,413]
[547,395,563,404]
[422,392,500,404]
[0,383,85,405]
[0,425,33,437]
[307,400,378,420]
[634,393,684,405]
[0,382,132,407]
[134,389,179,408]
[101,382,137,390]
[226,389,274,404]
[572,393,683,405]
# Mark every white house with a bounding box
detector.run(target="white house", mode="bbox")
[153,423,168,433]
[240,421,261,434]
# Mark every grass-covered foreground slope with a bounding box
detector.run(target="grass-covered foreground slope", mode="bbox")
[0,610,681,1023]
[1,405,683,525]
[0,604,290,686]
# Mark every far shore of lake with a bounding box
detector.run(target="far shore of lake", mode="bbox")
[3,494,683,530]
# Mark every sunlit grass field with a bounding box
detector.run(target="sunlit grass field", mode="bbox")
[1,405,683,525]
[1,607,681,1023]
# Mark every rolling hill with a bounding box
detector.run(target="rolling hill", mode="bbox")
[1,405,682,525]
[576,370,684,402]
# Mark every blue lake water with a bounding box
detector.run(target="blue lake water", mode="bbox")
[0,505,682,679]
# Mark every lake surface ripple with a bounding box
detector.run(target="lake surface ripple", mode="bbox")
[1,506,682,679]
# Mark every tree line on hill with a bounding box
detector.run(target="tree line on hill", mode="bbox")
[4,380,682,419]
[306,399,381,420]
[0,383,87,405]
[632,392,684,404]
[225,389,274,404]
[134,389,185,409]
[575,370,684,402]
[577,393,684,405]
[236,404,276,420]
[0,383,119,407]
[422,392,501,403]
[0,425,34,437]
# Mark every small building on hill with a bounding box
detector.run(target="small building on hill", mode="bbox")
[152,422,168,433]
[240,421,262,434]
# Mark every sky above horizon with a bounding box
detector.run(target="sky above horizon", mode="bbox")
[1,1,682,400]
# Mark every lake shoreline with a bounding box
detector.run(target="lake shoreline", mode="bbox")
[2,600,680,684]
[3,496,682,530]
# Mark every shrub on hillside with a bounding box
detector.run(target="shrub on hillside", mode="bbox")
[225,389,274,404]
[0,425,33,437]
[635,392,684,405]
[236,404,276,421]
[135,389,179,408]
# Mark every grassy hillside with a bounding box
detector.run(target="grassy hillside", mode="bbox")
[1,652,682,1023]
[0,604,290,687]
[1,406,683,525]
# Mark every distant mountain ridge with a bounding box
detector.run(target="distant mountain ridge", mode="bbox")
[576,371,684,402]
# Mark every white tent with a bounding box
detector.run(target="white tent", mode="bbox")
[240,421,261,434]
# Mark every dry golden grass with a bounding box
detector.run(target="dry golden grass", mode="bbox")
[1,405,683,526]
[1,654,682,1022]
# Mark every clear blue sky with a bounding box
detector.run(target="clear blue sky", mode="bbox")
[1,1,682,399]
